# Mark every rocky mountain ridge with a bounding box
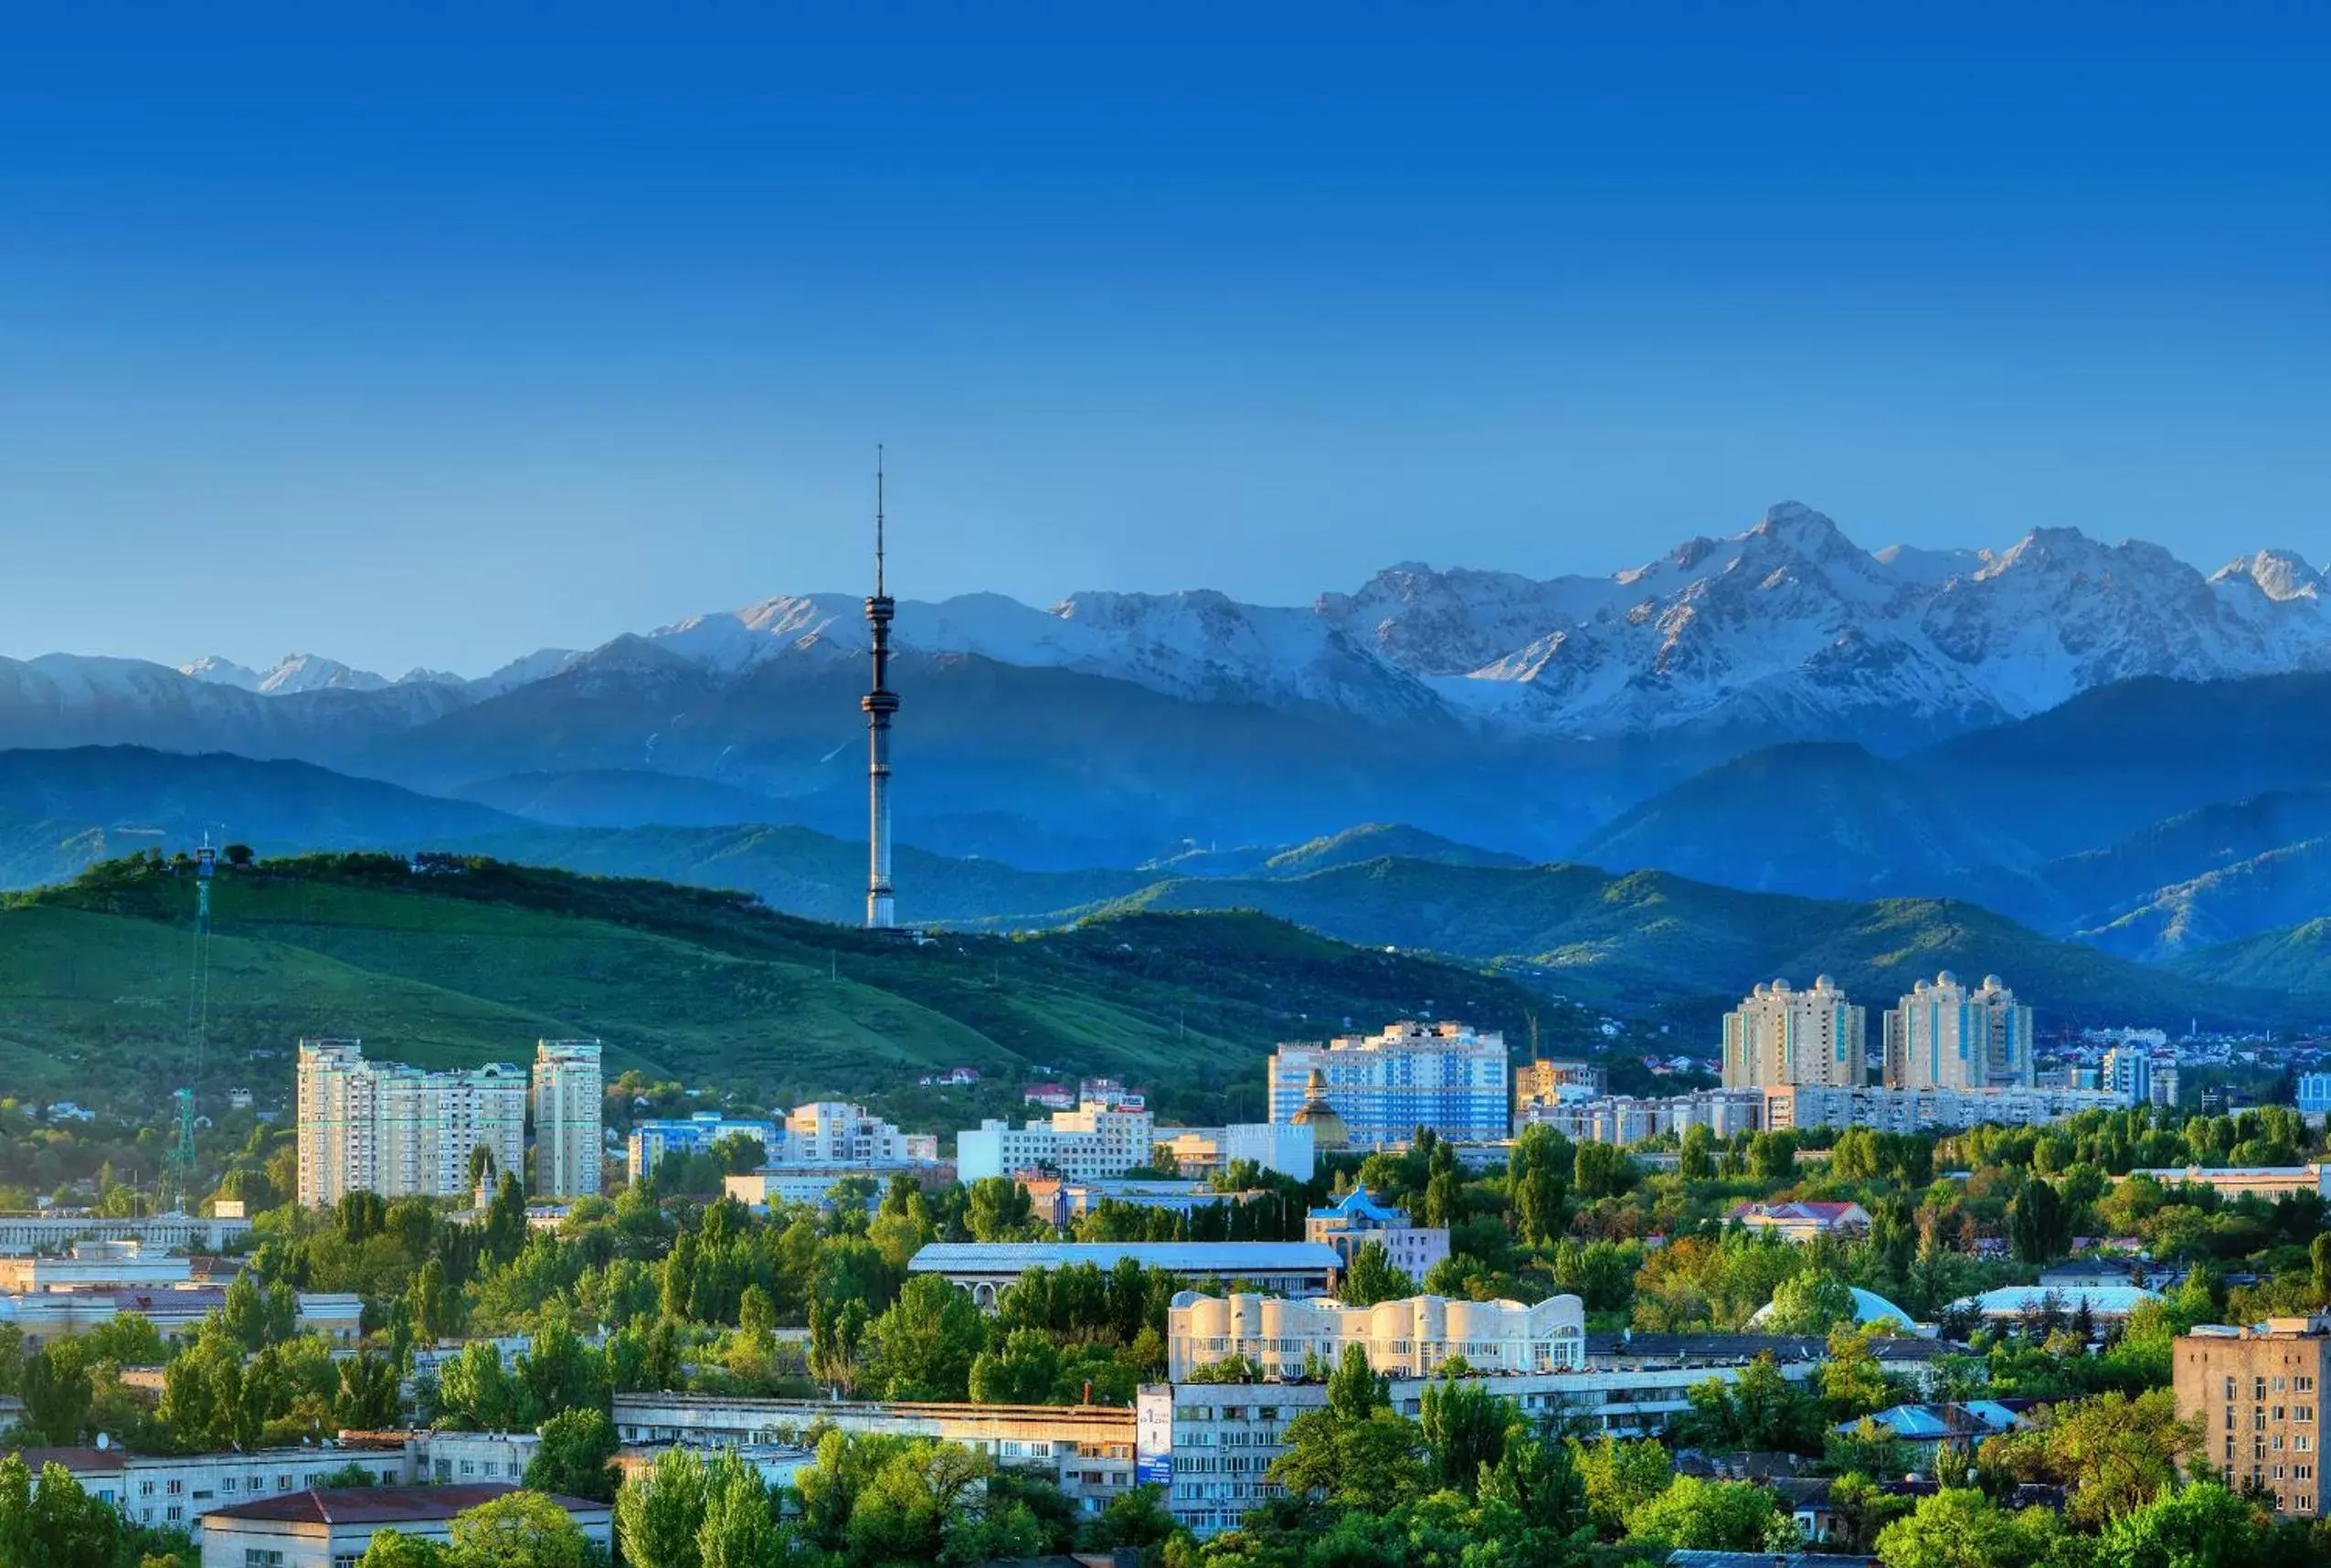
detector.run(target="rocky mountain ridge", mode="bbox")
[135,502,2331,746]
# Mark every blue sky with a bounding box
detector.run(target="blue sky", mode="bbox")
[4,5,2327,675]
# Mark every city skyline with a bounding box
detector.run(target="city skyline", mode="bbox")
[4,8,2327,675]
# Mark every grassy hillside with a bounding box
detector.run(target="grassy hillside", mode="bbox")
[441,821,1153,927]
[0,852,1585,1121]
[2075,839,2331,962]
[1259,823,1530,876]
[1074,857,2309,1028]
[2170,919,2331,1007]
[438,821,1525,928]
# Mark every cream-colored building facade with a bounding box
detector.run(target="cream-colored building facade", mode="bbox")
[530,1039,603,1198]
[1167,1290,1586,1381]
[1722,978,1866,1088]
[956,1102,1158,1182]
[296,1039,526,1205]
[1882,972,2036,1090]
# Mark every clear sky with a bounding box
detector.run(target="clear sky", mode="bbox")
[5,4,2327,677]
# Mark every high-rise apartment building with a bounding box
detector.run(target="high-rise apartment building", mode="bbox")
[1267,1022,1509,1150]
[2175,1317,2331,1517]
[1882,972,2035,1090]
[296,1039,525,1207]
[531,1040,603,1199]
[1720,978,1866,1089]
[2102,1044,2176,1108]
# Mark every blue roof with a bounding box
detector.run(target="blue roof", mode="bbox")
[633,1116,774,1134]
[1748,1286,1916,1332]
[909,1241,1341,1274]
[1838,1401,2024,1441]
[1955,1285,2161,1316]
[1306,1187,1407,1224]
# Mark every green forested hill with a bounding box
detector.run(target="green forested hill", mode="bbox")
[1073,858,2311,1027]
[0,853,1584,1121]
[2169,917,2331,1001]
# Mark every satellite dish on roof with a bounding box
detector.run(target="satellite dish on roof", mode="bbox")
[95,1432,111,1450]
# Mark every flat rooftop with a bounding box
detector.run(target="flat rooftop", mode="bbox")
[201,1483,609,1526]
[910,1241,1340,1273]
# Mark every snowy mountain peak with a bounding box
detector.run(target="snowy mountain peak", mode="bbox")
[1751,500,1850,550]
[180,652,393,694]
[2213,549,2326,603]
[123,502,2331,747]
[252,654,391,695]
[180,655,263,690]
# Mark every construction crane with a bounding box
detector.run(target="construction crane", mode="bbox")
[166,842,216,1214]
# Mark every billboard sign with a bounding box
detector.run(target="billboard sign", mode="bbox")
[1136,1383,1173,1486]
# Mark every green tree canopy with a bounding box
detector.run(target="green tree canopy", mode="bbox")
[526,1407,622,1504]
[864,1275,986,1401]
[1622,1475,1788,1552]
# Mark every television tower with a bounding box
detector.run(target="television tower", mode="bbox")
[862,448,899,930]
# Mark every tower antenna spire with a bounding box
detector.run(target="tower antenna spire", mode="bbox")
[862,446,900,930]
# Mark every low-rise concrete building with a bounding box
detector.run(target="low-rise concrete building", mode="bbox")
[614,1441,818,1492]
[196,1483,612,1568]
[910,1242,1341,1309]
[412,1430,541,1485]
[0,1249,196,1292]
[0,1288,362,1351]
[726,1162,950,1209]
[5,1445,410,1537]
[1155,1343,1859,1538]
[1517,1089,1761,1145]
[1153,1122,1315,1181]
[0,1213,253,1255]
[2127,1164,2331,1201]
[610,1393,1137,1514]
[1762,1083,2131,1134]
[1021,1177,1267,1227]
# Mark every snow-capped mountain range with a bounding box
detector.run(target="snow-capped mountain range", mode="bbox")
[150,502,2331,742]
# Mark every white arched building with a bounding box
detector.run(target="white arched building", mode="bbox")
[1168,1290,1586,1382]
